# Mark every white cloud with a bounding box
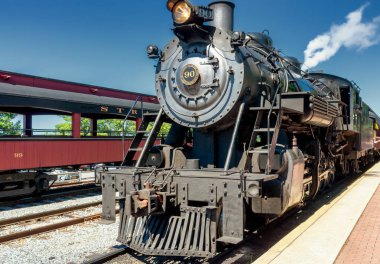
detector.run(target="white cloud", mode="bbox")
[303,3,380,70]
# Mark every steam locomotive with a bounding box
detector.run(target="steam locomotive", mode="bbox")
[101,0,380,258]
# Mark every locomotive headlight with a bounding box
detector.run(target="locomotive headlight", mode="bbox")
[166,0,213,26]
[172,1,192,24]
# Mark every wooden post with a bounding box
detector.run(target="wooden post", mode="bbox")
[90,118,98,136]
[72,113,81,138]
[23,114,32,136]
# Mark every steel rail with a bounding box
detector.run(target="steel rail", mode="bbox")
[0,209,119,244]
[84,247,133,264]
[0,201,102,227]
[0,186,100,207]
[51,181,95,188]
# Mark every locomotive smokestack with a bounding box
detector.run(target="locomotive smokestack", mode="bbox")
[208,1,235,32]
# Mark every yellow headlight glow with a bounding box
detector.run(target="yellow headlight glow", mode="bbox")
[173,1,192,24]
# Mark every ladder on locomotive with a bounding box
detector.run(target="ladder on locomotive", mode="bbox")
[248,93,283,174]
[122,108,165,167]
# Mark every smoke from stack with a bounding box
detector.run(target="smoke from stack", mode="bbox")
[303,3,380,70]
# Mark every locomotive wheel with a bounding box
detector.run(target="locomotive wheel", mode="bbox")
[327,172,335,188]
[35,173,49,193]
[344,158,350,176]
[319,179,326,192]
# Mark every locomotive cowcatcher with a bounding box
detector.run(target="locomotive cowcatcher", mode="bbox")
[101,0,380,258]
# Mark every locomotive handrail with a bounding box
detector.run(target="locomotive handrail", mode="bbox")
[242,40,288,174]
[242,45,288,174]
[266,58,287,174]
[144,167,158,184]
[311,79,334,98]
[281,59,302,92]
[135,108,164,168]
[350,80,361,92]
[158,167,176,189]
[266,88,281,174]
[122,96,142,162]
[224,101,246,171]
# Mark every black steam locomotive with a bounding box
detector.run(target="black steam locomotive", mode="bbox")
[101,0,380,258]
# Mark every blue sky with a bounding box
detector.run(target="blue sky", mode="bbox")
[1,0,380,128]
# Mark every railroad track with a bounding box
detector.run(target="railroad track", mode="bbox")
[81,212,311,264]
[0,184,100,207]
[51,180,95,188]
[84,247,133,264]
[0,201,114,244]
[0,201,102,227]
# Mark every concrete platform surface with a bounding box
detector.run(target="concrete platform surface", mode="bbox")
[253,162,380,264]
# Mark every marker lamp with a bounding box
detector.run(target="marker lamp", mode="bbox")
[167,0,179,11]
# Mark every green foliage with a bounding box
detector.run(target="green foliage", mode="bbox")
[160,123,172,135]
[55,115,171,137]
[0,112,21,135]
[146,122,171,137]
[95,118,135,136]
[55,115,135,136]
[55,116,90,136]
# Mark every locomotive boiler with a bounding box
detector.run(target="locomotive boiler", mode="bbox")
[101,0,380,258]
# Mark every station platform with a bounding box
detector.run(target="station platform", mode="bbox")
[253,162,380,264]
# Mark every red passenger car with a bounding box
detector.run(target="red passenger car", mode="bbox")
[0,70,160,197]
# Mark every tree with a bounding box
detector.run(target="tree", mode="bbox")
[98,119,124,136]
[0,112,21,135]
[55,115,172,137]
[160,123,171,136]
[55,116,90,136]
[55,115,135,136]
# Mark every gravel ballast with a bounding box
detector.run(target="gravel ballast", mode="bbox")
[0,218,131,264]
[0,195,102,220]
[0,177,136,264]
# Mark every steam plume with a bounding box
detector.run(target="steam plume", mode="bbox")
[303,4,380,70]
